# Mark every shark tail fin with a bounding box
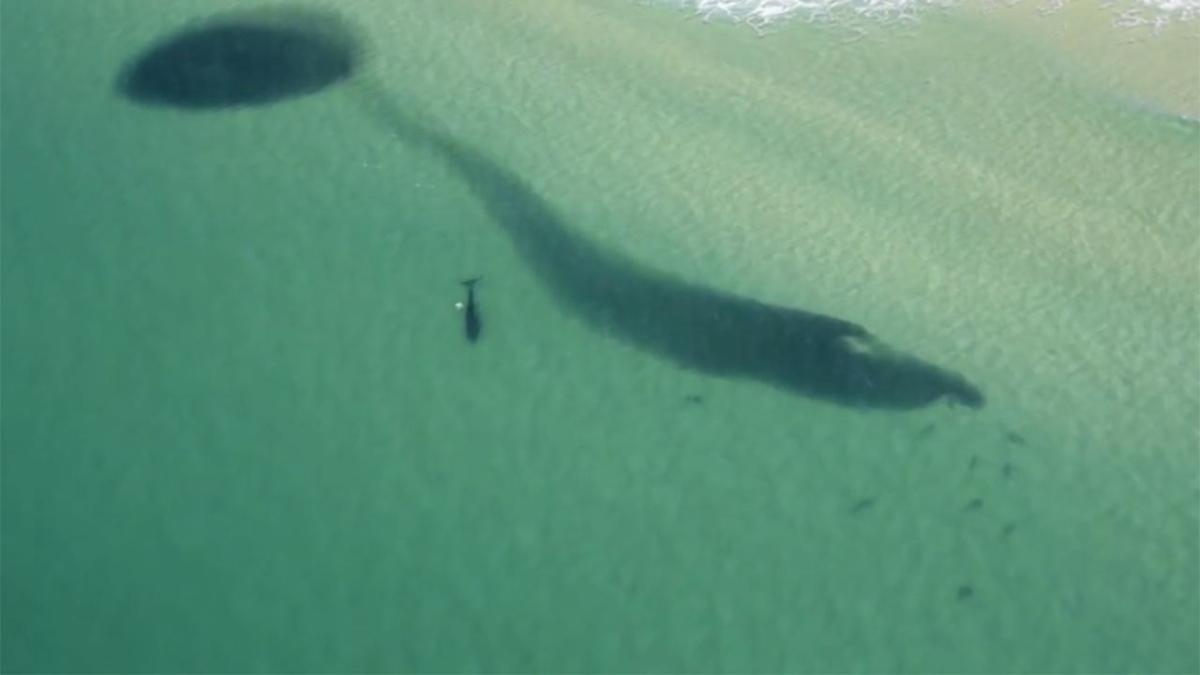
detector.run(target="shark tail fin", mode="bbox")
[461,276,481,289]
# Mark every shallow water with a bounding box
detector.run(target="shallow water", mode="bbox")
[3,0,1197,672]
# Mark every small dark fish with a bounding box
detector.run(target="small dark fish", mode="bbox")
[683,394,705,404]
[850,497,876,515]
[967,455,980,472]
[957,585,974,601]
[460,277,482,343]
[1001,522,1016,537]
[1003,430,1027,445]
[1001,462,1017,479]
[915,422,936,438]
[964,498,983,512]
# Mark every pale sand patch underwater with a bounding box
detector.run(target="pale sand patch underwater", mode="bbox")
[657,0,1199,115]
[971,0,1200,117]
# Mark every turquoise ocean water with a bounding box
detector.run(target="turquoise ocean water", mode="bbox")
[3,1,1198,672]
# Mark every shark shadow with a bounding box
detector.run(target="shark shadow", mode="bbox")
[360,89,984,411]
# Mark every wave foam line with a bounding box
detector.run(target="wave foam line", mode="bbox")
[654,0,1199,33]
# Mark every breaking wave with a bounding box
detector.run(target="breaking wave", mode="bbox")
[650,0,1199,34]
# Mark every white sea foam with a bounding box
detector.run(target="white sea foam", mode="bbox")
[652,0,1199,33]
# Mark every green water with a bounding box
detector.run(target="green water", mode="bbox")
[3,0,1197,672]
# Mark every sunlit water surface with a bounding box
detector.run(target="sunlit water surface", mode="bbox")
[2,0,1197,672]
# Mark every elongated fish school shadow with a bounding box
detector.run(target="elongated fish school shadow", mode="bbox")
[111,10,983,411]
[360,92,984,411]
[115,8,361,109]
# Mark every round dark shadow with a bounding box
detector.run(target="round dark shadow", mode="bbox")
[117,8,362,109]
